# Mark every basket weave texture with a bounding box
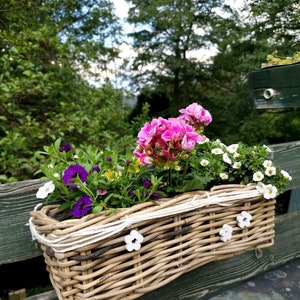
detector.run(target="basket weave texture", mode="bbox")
[29,184,275,300]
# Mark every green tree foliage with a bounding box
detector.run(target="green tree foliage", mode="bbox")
[249,0,300,54]
[125,0,224,111]
[0,0,134,182]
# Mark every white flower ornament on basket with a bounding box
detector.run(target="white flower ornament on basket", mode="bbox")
[237,211,253,228]
[124,230,144,252]
[219,224,233,242]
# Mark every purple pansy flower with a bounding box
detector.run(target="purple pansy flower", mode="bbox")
[150,192,161,199]
[71,195,92,218]
[128,189,135,198]
[59,143,71,152]
[62,164,88,188]
[142,178,152,189]
[91,164,100,173]
[106,156,112,162]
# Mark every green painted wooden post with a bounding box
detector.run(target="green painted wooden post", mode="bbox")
[0,180,43,264]
[248,62,300,109]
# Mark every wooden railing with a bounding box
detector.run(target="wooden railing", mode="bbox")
[1,141,300,299]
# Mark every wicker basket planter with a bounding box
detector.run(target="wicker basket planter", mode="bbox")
[29,183,275,300]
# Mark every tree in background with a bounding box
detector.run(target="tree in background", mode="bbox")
[0,0,133,182]
[125,0,224,112]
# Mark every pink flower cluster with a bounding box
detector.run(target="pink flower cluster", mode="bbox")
[133,103,212,166]
[179,102,212,133]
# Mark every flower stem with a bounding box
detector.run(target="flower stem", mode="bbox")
[168,168,172,187]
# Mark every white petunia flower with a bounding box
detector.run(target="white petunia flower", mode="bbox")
[220,172,228,180]
[236,211,252,228]
[200,159,209,166]
[124,230,144,252]
[253,171,264,182]
[265,166,276,177]
[219,224,233,242]
[263,160,273,168]
[281,170,292,181]
[256,182,265,194]
[263,184,278,199]
[211,148,224,155]
[233,161,241,169]
[263,145,274,158]
[36,181,55,199]
[223,153,232,164]
[227,144,239,154]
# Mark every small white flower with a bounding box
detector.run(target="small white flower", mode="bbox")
[263,160,273,168]
[263,184,278,199]
[253,171,264,182]
[236,211,252,228]
[233,161,241,169]
[223,153,232,164]
[256,182,265,194]
[211,148,224,155]
[124,230,144,252]
[47,163,54,169]
[265,166,276,177]
[227,144,239,154]
[281,170,292,181]
[36,181,55,199]
[219,224,233,242]
[233,152,240,158]
[263,145,274,158]
[74,154,79,159]
[220,172,228,180]
[200,159,209,166]
[53,172,60,178]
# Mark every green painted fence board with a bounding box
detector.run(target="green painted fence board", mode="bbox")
[248,63,300,109]
[0,180,43,264]
[270,141,300,191]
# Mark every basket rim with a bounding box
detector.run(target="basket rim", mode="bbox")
[28,183,268,253]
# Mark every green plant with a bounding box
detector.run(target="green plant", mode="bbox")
[35,103,292,219]
[265,50,300,66]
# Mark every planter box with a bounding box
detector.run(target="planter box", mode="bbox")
[29,184,275,300]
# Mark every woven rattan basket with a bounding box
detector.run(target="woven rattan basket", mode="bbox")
[29,183,275,300]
